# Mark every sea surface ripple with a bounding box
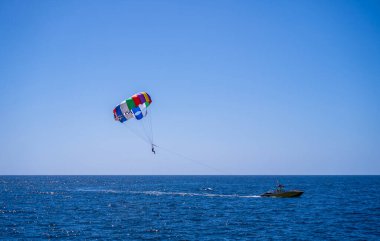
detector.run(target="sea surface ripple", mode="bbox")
[0,175,379,240]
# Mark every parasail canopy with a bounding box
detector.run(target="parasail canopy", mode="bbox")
[113,92,152,123]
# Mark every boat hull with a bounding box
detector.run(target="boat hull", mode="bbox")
[260,190,303,198]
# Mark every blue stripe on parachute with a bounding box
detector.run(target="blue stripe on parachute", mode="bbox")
[116,105,127,123]
[132,107,143,120]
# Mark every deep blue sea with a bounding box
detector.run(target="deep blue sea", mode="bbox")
[0,176,379,240]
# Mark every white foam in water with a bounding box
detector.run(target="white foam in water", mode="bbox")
[76,189,261,198]
[75,188,123,193]
[130,191,260,198]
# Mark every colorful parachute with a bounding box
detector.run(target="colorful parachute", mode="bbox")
[113,92,152,123]
[113,92,154,148]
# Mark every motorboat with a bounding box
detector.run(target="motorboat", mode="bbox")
[260,183,303,198]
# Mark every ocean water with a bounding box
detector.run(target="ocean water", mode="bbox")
[0,176,379,240]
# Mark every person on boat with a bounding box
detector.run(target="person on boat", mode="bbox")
[151,144,156,154]
[276,184,285,193]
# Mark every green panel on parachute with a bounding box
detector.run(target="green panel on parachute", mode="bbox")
[126,98,136,109]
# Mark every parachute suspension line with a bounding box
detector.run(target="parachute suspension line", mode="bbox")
[143,108,154,145]
[154,145,227,175]
[122,123,151,145]
[138,116,153,145]
[146,110,154,144]
[139,122,150,144]
[148,108,154,145]
[123,124,150,144]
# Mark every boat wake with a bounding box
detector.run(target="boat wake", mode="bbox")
[75,189,260,198]
[75,188,124,194]
[130,191,260,198]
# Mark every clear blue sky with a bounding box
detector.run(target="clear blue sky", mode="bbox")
[0,0,379,174]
